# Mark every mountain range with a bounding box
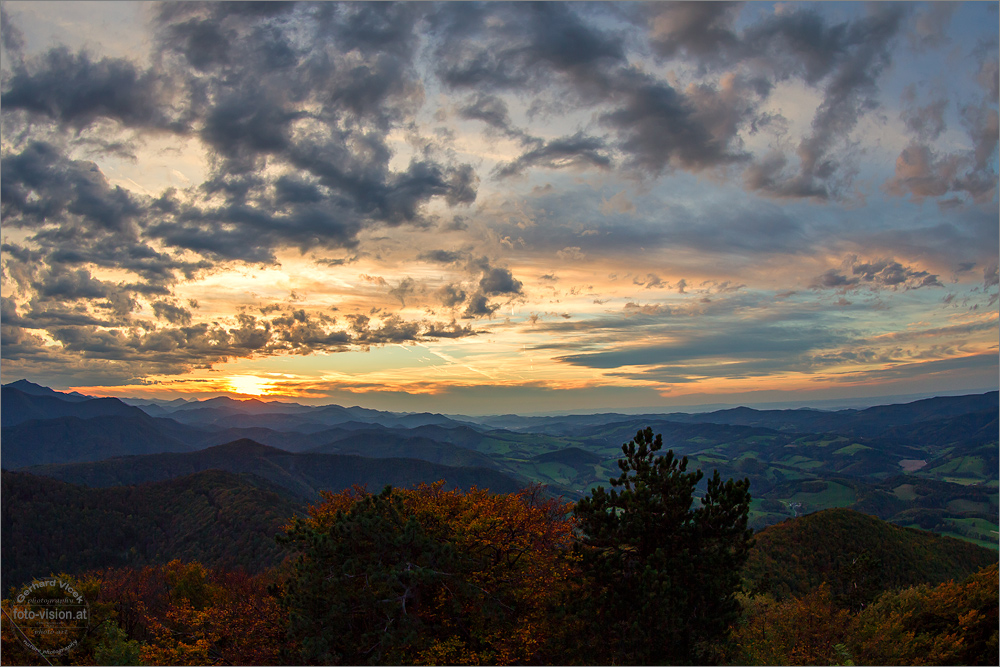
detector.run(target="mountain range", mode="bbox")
[2,380,997,552]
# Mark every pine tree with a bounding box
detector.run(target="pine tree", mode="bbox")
[572,427,753,665]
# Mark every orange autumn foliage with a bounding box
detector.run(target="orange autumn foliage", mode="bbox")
[285,482,581,665]
[728,585,853,665]
[82,561,286,665]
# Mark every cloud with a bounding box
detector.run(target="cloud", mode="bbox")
[2,301,482,383]
[463,292,498,319]
[430,2,625,94]
[884,100,998,204]
[647,1,743,67]
[0,2,476,267]
[740,5,910,199]
[909,2,958,51]
[599,69,752,175]
[424,319,477,339]
[495,132,613,178]
[555,320,844,370]
[599,190,636,216]
[1,142,208,299]
[557,247,585,262]
[151,301,193,325]
[883,143,962,202]
[458,93,521,137]
[633,274,665,290]
[900,86,947,141]
[479,266,523,296]
[2,48,183,132]
[811,257,943,292]
[436,284,468,308]
[0,5,26,64]
[1,2,995,400]
[388,277,417,307]
[419,249,467,264]
[983,263,999,288]
[2,141,143,232]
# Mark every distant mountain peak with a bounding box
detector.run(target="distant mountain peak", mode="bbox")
[2,379,90,401]
[204,438,288,457]
[172,395,312,414]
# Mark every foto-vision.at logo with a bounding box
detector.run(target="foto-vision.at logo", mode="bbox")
[3,577,90,659]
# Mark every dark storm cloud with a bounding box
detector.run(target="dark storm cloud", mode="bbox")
[1,141,142,232]
[35,267,112,301]
[1,142,208,290]
[2,48,183,132]
[198,91,301,169]
[3,2,478,272]
[433,3,915,190]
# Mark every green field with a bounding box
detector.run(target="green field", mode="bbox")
[788,481,857,510]
[924,517,1000,551]
[833,443,871,456]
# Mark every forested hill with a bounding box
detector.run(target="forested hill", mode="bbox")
[1,469,303,590]
[744,508,998,604]
[21,438,526,501]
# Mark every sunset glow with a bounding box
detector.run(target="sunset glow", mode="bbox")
[225,376,271,397]
[2,2,997,413]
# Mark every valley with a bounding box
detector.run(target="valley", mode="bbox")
[3,379,997,558]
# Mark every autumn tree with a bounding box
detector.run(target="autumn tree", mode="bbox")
[726,585,854,665]
[848,562,999,665]
[50,561,287,666]
[279,482,578,665]
[572,427,753,665]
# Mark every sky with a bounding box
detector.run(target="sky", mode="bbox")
[1,1,998,414]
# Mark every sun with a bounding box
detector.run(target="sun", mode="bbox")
[226,375,269,396]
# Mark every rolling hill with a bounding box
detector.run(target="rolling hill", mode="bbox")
[23,438,527,500]
[743,508,998,603]
[1,469,303,590]
[1,415,194,469]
